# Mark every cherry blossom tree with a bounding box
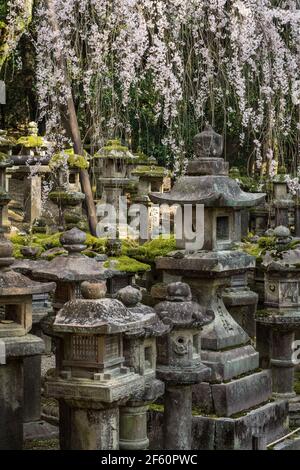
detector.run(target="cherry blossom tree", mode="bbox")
[20,1,300,176]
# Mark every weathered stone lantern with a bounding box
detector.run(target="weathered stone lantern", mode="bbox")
[152,125,265,251]
[149,127,289,449]
[132,157,166,202]
[44,284,156,450]
[94,139,139,204]
[257,226,300,403]
[0,234,55,449]
[8,122,52,225]
[154,282,213,450]
[48,151,86,230]
[33,228,111,315]
[116,286,167,450]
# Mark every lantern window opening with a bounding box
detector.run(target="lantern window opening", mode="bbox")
[193,334,200,358]
[144,346,153,370]
[216,216,230,241]
[69,173,76,185]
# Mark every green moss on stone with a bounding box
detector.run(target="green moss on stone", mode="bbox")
[149,403,164,413]
[50,149,89,170]
[17,135,45,148]
[85,234,107,254]
[104,256,151,273]
[131,165,166,177]
[128,236,176,262]
[10,233,62,251]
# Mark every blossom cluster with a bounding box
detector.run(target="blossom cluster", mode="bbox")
[26,0,300,174]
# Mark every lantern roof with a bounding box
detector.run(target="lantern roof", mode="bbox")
[53,297,155,334]
[150,127,265,209]
[0,237,55,297]
[150,175,265,208]
[32,228,114,282]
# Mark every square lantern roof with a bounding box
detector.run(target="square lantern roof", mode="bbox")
[53,298,156,335]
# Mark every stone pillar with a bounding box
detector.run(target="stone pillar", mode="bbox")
[0,359,23,449]
[295,204,300,237]
[275,205,289,228]
[23,355,42,424]
[164,385,192,450]
[59,401,119,450]
[256,322,272,369]
[271,328,296,399]
[24,174,42,224]
[119,403,149,450]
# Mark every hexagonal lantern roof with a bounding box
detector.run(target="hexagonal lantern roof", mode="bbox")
[150,126,265,209]
[32,228,114,283]
[53,297,156,334]
[0,237,55,297]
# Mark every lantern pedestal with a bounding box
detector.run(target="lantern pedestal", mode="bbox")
[119,403,149,450]
[0,335,44,449]
[164,384,192,450]
[59,400,119,450]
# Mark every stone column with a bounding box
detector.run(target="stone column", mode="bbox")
[256,322,272,369]
[119,403,149,450]
[275,205,289,228]
[0,359,23,449]
[164,385,192,450]
[271,328,296,399]
[24,174,42,224]
[59,401,119,450]
[23,355,42,424]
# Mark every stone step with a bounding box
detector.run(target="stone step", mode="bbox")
[200,344,259,382]
[148,400,289,450]
[211,370,272,417]
[193,370,272,417]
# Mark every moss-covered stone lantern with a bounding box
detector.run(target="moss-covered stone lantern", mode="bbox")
[7,122,51,225]
[149,127,289,450]
[48,150,87,229]
[44,285,156,450]
[0,234,55,449]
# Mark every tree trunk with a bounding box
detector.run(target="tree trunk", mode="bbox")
[44,0,97,235]
[0,0,34,72]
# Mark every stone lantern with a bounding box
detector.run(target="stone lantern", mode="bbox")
[48,149,88,230]
[149,127,289,449]
[151,125,265,252]
[33,228,111,315]
[94,139,139,204]
[154,282,213,450]
[116,286,168,450]
[8,122,52,225]
[44,285,156,450]
[0,235,55,449]
[257,226,300,405]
